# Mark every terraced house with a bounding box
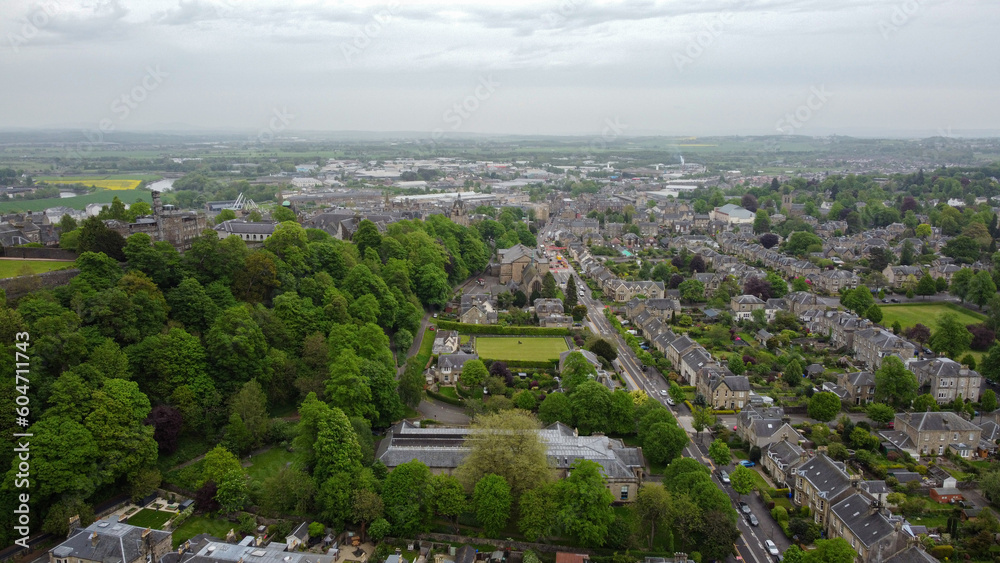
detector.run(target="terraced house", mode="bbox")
[793,453,855,526]
[908,357,982,405]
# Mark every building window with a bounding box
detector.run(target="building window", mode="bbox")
[620,486,629,501]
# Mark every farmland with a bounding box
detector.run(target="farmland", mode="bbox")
[36,176,146,190]
[475,336,569,362]
[0,189,153,213]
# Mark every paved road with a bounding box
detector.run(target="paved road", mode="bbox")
[544,233,776,563]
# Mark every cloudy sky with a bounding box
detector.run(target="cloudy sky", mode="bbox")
[1,0,998,137]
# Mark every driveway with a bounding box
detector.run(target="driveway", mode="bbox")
[417,398,470,425]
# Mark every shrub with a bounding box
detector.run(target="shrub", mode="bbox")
[928,545,954,559]
[771,506,789,522]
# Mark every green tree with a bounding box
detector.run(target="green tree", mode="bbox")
[381,460,433,536]
[538,392,573,425]
[692,405,715,436]
[784,231,822,256]
[753,209,770,234]
[803,538,855,563]
[677,279,705,303]
[586,338,618,363]
[368,518,391,541]
[351,489,384,542]
[874,356,918,409]
[461,359,489,388]
[643,422,689,465]
[729,464,755,499]
[668,382,686,405]
[518,484,558,542]
[981,389,998,413]
[429,474,466,522]
[353,219,383,257]
[560,351,598,391]
[634,483,674,549]
[564,276,579,310]
[930,313,974,358]
[866,402,896,427]
[456,410,552,497]
[474,474,513,536]
[912,393,938,412]
[555,460,615,547]
[216,469,249,513]
[916,273,937,297]
[950,267,974,302]
[808,392,841,422]
[201,445,243,487]
[968,270,998,310]
[708,439,731,466]
[415,264,451,308]
[571,381,613,435]
[205,305,269,390]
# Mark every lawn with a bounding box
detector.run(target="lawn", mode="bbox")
[475,337,569,362]
[438,386,460,400]
[880,303,986,331]
[0,259,76,278]
[125,509,173,529]
[172,516,241,548]
[163,459,204,492]
[245,447,297,482]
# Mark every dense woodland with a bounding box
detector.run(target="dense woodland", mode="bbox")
[0,210,519,545]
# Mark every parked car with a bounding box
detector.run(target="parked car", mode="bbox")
[747,513,758,526]
[881,298,889,303]
[665,398,675,406]
[738,501,751,514]
[890,298,900,303]
[765,540,780,557]
[659,389,669,396]
[721,470,730,484]
[739,460,756,468]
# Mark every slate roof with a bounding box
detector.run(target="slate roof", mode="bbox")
[899,411,979,433]
[52,516,171,563]
[883,547,938,563]
[765,438,804,466]
[375,421,643,479]
[213,220,276,235]
[830,493,897,549]
[796,454,852,500]
[438,352,478,370]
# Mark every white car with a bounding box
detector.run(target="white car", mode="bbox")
[765,540,780,557]
[659,389,669,396]
[720,470,730,484]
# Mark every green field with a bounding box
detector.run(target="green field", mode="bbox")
[0,259,76,278]
[880,303,987,331]
[475,337,569,362]
[245,447,297,482]
[125,509,173,529]
[0,189,152,213]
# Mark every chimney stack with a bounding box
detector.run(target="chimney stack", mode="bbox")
[91,532,99,547]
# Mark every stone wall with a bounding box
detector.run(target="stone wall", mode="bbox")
[0,247,78,260]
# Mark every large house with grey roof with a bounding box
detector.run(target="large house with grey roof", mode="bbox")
[826,494,907,563]
[894,411,982,459]
[375,420,645,501]
[49,516,172,563]
[908,357,982,405]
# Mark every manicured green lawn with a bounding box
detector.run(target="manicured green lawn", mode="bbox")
[0,259,76,278]
[126,509,173,529]
[172,516,240,548]
[245,448,297,482]
[881,303,986,331]
[475,337,569,362]
[908,514,949,529]
[438,386,460,399]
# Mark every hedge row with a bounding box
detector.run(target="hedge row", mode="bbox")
[434,320,570,336]
[426,389,464,407]
[502,359,559,369]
